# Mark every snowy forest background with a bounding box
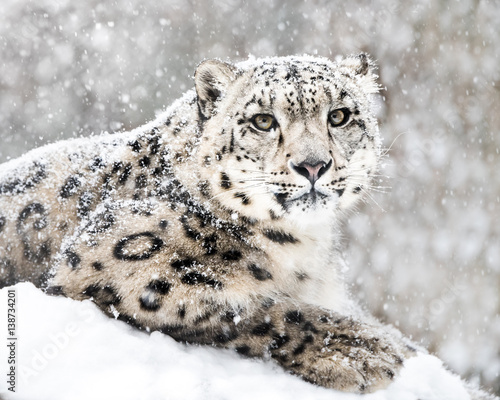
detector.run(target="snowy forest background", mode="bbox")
[0,0,498,395]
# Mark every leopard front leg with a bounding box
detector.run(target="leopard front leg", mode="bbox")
[211,300,412,393]
[136,297,412,393]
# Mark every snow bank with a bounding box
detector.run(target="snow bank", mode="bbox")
[0,283,472,400]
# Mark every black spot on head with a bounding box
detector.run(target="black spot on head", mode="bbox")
[239,215,258,227]
[263,229,298,244]
[336,188,345,197]
[198,180,211,198]
[146,279,171,295]
[248,264,273,281]
[355,119,367,132]
[177,305,186,319]
[353,186,362,194]
[221,249,242,261]
[295,272,309,281]
[234,192,251,205]
[0,215,5,233]
[278,133,283,146]
[60,175,81,199]
[274,192,288,206]
[220,172,231,189]
[229,129,235,153]
[269,210,280,220]
[114,232,163,261]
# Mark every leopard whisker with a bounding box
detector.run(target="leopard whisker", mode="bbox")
[208,183,270,202]
[357,187,386,212]
[380,131,407,158]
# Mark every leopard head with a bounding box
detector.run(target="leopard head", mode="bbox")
[195,55,381,225]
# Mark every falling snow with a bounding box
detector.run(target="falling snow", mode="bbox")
[0,0,499,397]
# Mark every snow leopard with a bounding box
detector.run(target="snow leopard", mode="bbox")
[0,54,435,394]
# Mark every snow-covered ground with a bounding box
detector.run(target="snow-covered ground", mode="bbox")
[0,283,474,400]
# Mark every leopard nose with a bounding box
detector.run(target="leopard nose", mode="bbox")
[291,159,332,185]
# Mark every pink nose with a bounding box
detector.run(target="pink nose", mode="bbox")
[302,163,324,182]
[292,160,332,185]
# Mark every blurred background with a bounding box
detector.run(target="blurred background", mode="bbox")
[0,0,499,394]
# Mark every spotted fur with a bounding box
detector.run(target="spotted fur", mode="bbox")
[0,55,415,393]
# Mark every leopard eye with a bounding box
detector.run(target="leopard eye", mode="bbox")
[251,114,276,131]
[328,108,351,127]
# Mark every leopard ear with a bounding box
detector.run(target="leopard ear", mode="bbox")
[353,53,373,76]
[195,59,237,118]
[340,53,376,76]
[339,53,379,94]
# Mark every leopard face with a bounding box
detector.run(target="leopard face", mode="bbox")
[195,55,381,224]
